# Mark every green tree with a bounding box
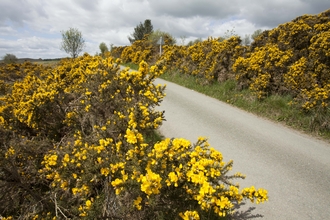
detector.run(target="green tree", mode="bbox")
[149,29,177,45]
[128,19,153,44]
[242,34,251,45]
[99,42,109,55]
[2,53,18,64]
[251,29,263,41]
[187,38,202,46]
[109,43,114,52]
[60,27,85,58]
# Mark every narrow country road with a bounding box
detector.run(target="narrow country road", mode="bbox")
[154,78,330,219]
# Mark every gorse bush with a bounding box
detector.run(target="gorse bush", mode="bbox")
[233,43,293,98]
[121,35,155,64]
[113,31,178,66]
[0,54,164,218]
[162,36,244,84]
[239,9,330,130]
[0,54,267,219]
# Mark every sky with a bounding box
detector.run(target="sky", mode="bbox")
[0,0,329,59]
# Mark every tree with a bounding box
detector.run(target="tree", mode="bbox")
[179,35,187,45]
[109,43,114,52]
[60,27,85,58]
[223,28,237,39]
[99,42,109,55]
[251,29,263,41]
[187,38,202,46]
[128,19,153,44]
[149,29,177,45]
[242,34,251,45]
[2,53,18,64]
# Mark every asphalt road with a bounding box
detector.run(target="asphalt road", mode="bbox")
[154,77,330,220]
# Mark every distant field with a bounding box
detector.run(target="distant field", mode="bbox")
[32,60,60,67]
[0,58,61,67]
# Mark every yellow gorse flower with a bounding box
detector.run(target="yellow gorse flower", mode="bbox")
[140,169,162,196]
[133,196,143,210]
[179,210,200,220]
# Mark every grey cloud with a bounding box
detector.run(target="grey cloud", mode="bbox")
[72,0,102,11]
[301,0,330,14]
[0,39,15,49]
[148,0,239,19]
[0,0,47,26]
[0,26,17,35]
[153,16,212,39]
[238,0,330,28]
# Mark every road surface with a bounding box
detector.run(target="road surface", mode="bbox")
[154,77,330,220]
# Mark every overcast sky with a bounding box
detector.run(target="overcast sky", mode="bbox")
[1,0,329,59]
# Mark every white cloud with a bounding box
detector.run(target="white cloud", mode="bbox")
[0,26,17,36]
[148,0,239,18]
[211,19,267,39]
[0,36,66,59]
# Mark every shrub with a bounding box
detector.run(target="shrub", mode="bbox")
[0,54,165,218]
[233,44,293,99]
[2,53,18,64]
[161,36,244,84]
[0,55,268,219]
[121,35,154,64]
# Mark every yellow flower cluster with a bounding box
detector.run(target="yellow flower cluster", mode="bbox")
[4,146,15,159]
[139,168,162,195]
[125,137,268,218]
[42,154,58,170]
[133,196,143,210]
[120,35,154,64]
[242,186,268,204]
[284,30,330,111]
[233,44,293,99]
[0,62,51,96]
[179,210,200,220]
[161,36,244,83]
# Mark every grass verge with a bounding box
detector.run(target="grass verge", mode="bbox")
[122,62,139,70]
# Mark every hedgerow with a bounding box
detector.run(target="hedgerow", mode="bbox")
[235,9,330,130]
[116,9,330,131]
[161,36,244,84]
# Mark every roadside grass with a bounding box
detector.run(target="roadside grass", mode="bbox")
[122,62,139,70]
[123,63,330,140]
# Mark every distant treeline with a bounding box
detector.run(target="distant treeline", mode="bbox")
[14,58,65,62]
[42,58,64,61]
